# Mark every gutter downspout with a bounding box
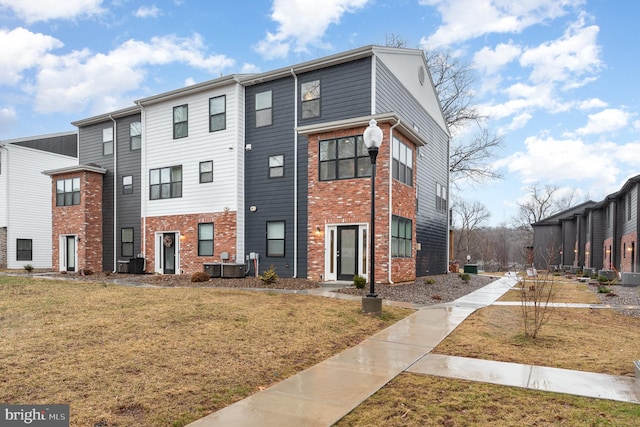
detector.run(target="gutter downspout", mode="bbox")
[109,115,117,273]
[0,143,8,237]
[387,118,401,284]
[291,68,298,278]
[135,101,147,270]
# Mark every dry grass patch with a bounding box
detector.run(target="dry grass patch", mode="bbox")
[498,281,601,304]
[433,305,640,376]
[335,373,640,426]
[0,276,412,427]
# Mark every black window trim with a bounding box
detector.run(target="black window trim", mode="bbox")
[198,222,215,256]
[149,165,182,200]
[173,104,188,139]
[16,238,33,261]
[209,95,226,132]
[318,135,371,181]
[121,227,134,258]
[199,160,214,183]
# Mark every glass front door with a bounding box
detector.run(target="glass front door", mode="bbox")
[163,233,176,274]
[337,226,358,281]
[66,236,76,272]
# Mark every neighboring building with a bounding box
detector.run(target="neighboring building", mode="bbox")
[0,132,78,269]
[532,174,640,275]
[44,45,450,283]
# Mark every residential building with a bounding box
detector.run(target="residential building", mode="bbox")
[45,45,450,283]
[1,132,77,269]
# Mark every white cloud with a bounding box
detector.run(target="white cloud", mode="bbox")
[184,77,196,86]
[30,34,235,114]
[0,106,17,133]
[254,0,369,59]
[574,108,630,135]
[420,0,583,48]
[0,27,63,85]
[0,0,105,23]
[473,42,521,75]
[134,5,161,18]
[578,98,607,110]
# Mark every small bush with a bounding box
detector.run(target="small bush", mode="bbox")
[259,265,278,284]
[597,285,611,294]
[597,275,609,283]
[23,264,34,273]
[353,275,366,289]
[191,271,211,283]
[82,269,94,276]
[459,273,471,283]
[426,278,436,284]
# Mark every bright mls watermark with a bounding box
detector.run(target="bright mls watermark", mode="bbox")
[1,405,69,426]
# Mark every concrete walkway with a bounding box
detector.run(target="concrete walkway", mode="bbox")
[187,275,639,427]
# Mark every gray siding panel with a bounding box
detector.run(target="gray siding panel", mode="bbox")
[14,134,78,157]
[376,60,449,275]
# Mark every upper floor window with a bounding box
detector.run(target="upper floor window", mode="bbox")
[256,91,272,127]
[209,96,226,132]
[200,160,213,183]
[627,192,633,221]
[436,182,447,212]
[56,177,80,206]
[149,166,182,200]
[392,137,413,186]
[269,155,284,178]
[198,223,214,256]
[319,136,370,181]
[17,239,32,261]
[130,121,141,150]
[103,127,113,155]
[391,216,412,258]
[266,221,285,257]
[301,80,320,119]
[123,175,133,194]
[121,228,134,258]
[173,105,188,139]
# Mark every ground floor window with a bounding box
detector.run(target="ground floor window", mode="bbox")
[391,216,412,257]
[198,223,214,256]
[121,228,134,257]
[266,221,285,257]
[17,239,32,261]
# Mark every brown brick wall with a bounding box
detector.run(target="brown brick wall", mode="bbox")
[584,241,591,268]
[620,232,637,272]
[144,210,237,275]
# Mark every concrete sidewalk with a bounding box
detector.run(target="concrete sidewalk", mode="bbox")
[187,275,639,427]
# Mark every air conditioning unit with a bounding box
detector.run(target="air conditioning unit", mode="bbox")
[598,270,616,281]
[221,263,245,278]
[621,272,640,286]
[203,263,221,278]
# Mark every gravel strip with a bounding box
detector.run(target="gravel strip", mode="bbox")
[589,284,640,317]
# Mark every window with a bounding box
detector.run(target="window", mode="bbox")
[200,161,213,183]
[256,91,272,127]
[301,80,320,118]
[391,216,412,257]
[392,137,413,186]
[17,239,32,261]
[121,228,134,258]
[130,121,141,150]
[173,105,188,139]
[198,223,214,256]
[269,155,284,178]
[123,175,133,194]
[209,96,226,132]
[627,192,632,221]
[149,166,182,200]
[319,136,371,180]
[266,221,285,257]
[103,127,113,155]
[56,177,80,206]
[436,182,447,212]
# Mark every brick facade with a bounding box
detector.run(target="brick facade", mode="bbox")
[307,122,416,284]
[144,210,237,275]
[51,170,104,272]
[584,241,591,268]
[620,232,637,272]
[603,237,614,270]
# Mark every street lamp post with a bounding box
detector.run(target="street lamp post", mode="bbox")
[362,119,383,313]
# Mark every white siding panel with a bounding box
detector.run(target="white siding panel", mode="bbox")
[6,146,77,268]
[143,83,244,217]
[0,148,7,226]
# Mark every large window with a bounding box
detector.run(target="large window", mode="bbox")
[149,166,182,200]
[269,155,284,178]
[200,161,213,183]
[103,127,113,155]
[391,216,412,258]
[122,175,133,194]
[173,105,188,139]
[266,221,285,257]
[121,228,134,258]
[17,239,32,261]
[56,177,80,206]
[319,136,371,181]
[436,182,447,212]
[392,137,413,186]
[198,223,214,256]
[209,96,226,132]
[301,80,320,119]
[130,121,141,150]
[256,91,272,127]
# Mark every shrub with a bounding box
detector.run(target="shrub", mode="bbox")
[82,269,94,276]
[191,271,211,283]
[23,264,34,273]
[426,278,436,284]
[353,275,366,289]
[259,265,278,284]
[597,285,611,294]
[597,275,609,283]
[459,273,471,283]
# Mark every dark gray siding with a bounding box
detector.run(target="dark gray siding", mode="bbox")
[375,60,449,275]
[78,113,141,271]
[14,133,77,157]
[589,210,604,270]
[561,220,576,265]
[244,59,373,278]
[532,223,562,267]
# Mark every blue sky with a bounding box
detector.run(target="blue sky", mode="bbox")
[1,0,639,226]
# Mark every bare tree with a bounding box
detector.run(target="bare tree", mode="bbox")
[514,184,580,230]
[452,199,491,262]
